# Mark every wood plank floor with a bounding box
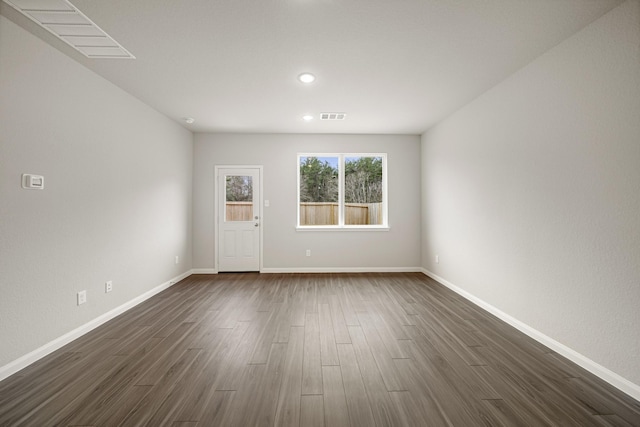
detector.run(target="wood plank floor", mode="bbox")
[1,272,639,426]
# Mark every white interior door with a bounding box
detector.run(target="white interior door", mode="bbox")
[217,167,261,272]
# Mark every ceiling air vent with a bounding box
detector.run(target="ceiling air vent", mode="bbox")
[3,0,135,59]
[320,112,346,121]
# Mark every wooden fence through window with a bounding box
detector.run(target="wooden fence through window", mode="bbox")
[299,202,382,225]
[226,201,383,225]
[226,201,253,221]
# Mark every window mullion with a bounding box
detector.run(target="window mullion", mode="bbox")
[338,154,345,226]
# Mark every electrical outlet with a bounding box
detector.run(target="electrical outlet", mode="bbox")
[435,255,439,264]
[77,290,87,305]
[306,249,311,257]
[175,255,179,264]
[105,281,113,293]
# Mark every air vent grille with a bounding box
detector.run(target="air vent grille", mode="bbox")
[320,112,346,121]
[3,0,135,59]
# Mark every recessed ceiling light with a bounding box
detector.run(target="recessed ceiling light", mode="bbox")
[298,73,316,84]
[302,115,314,121]
[184,117,195,124]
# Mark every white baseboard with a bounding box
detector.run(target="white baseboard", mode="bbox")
[0,270,192,382]
[191,268,218,274]
[261,267,423,274]
[421,268,640,402]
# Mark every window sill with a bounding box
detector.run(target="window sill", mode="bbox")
[296,226,390,232]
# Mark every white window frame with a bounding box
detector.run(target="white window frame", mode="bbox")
[296,153,389,231]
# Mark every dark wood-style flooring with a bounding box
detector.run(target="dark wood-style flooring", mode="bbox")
[1,273,639,426]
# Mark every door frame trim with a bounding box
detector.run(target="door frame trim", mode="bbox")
[214,165,264,273]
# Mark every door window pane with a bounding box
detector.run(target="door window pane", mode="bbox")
[299,156,339,225]
[226,175,253,221]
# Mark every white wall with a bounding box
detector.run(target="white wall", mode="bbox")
[421,0,640,391]
[193,133,421,271]
[0,16,193,370]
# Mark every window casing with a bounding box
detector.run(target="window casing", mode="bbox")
[297,153,388,230]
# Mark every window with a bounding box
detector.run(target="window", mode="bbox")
[225,175,253,222]
[297,153,388,229]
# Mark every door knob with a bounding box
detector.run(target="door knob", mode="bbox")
[254,223,259,227]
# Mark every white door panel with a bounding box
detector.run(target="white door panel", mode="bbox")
[223,230,236,257]
[242,230,254,257]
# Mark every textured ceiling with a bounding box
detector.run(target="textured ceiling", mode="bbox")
[1,0,622,134]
